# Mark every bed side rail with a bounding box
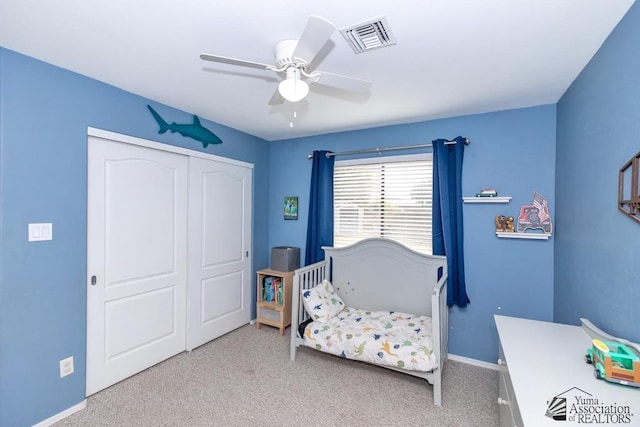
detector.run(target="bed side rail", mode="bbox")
[290,260,328,361]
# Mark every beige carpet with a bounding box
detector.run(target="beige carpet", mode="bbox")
[55,324,499,426]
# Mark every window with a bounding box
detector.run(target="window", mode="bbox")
[334,154,432,255]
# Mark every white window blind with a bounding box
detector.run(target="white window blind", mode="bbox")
[334,154,432,255]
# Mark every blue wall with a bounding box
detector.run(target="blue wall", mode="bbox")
[269,105,557,363]
[0,48,270,426]
[555,2,640,342]
[3,1,640,421]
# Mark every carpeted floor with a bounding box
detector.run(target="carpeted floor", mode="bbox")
[55,324,499,426]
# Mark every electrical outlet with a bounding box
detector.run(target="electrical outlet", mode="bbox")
[59,356,74,378]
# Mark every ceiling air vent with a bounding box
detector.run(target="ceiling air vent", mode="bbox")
[340,16,397,54]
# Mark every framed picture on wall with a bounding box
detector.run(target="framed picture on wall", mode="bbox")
[284,196,298,220]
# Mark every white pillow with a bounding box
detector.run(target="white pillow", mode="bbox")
[302,279,345,322]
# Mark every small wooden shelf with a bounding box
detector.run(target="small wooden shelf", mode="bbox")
[256,268,294,335]
[463,196,512,204]
[496,232,551,240]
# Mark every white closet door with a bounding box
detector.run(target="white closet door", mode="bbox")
[86,136,188,396]
[187,156,252,350]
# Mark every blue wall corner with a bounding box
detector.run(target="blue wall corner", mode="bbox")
[555,1,640,343]
[0,47,270,426]
[268,105,557,363]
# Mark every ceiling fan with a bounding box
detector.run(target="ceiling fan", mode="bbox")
[200,16,372,104]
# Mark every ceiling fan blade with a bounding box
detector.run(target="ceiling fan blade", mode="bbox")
[292,16,336,65]
[314,71,372,93]
[200,53,271,71]
[268,87,285,105]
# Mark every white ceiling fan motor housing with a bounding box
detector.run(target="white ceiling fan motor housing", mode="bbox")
[274,40,302,68]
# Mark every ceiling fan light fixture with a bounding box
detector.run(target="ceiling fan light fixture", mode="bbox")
[278,68,309,102]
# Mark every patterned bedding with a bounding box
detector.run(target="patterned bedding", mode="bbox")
[301,307,438,372]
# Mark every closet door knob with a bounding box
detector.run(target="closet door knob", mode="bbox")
[91,275,97,286]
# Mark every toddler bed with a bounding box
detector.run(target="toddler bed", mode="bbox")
[290,238,449,406]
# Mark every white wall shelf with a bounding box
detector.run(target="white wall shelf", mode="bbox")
[463,196,511,204]
[496,232,551,240]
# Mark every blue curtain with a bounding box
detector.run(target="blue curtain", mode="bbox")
[305,150,335,265]
[432,137,469,307]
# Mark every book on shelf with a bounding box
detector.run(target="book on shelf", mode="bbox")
[273,277,282,305]
[262,276,283,304]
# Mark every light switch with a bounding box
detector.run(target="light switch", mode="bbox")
[28,223,53,242]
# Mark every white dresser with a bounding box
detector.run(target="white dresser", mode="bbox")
[495,315,639,427]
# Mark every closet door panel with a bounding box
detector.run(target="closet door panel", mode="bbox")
[187,157,252,350]
[87,136,188,396]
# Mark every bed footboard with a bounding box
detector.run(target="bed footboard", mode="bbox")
[430,271,448,406]
[290,260,328,362]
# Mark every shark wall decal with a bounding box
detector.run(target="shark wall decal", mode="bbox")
[147,105,222,148]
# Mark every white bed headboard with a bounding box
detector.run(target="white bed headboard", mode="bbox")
[322,238,446,317]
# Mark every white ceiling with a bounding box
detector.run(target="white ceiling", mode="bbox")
[0,1,635,141]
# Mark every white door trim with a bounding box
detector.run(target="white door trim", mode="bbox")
[87,127,254,170]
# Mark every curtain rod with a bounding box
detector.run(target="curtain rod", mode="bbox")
[306,138,470,159]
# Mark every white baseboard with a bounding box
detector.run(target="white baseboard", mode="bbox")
[448,353,499,371]
[33,399,87,427]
